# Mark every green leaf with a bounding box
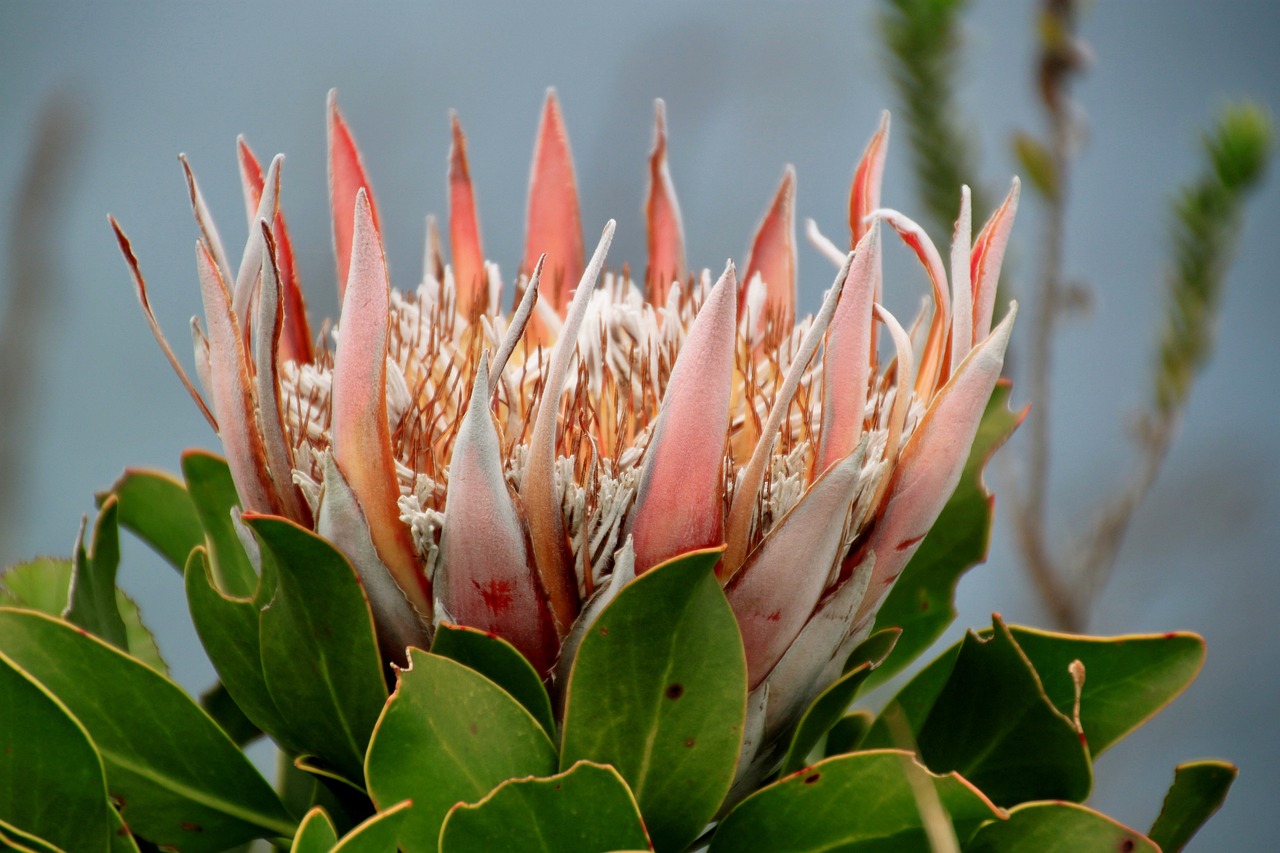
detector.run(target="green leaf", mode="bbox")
[114,587,168,676]
[182,450,258,597]
[965,801,1158,852]
[0,652,111,853]
[440,761,652,853]
[0,818,65,853]
[0,608,295,851]
[559,547,746,853]
[366,650,557,853]
[431,622,556,740]
[866,617,1092,807]
[710,749,1003,852]
[0,558,73,616]
[200,681,262,747]
[65,497,128,651]
[290,808,339,853]
[1008,626,1205,757]
[106,808,142,853]
[186,548,297,752]
[1148,760,1237,852]
[102,468,203,573]
[1,557,168,676]
[824,710,874,757]
[252,515,388,786]
[287,755,378,835]
[779,629,899,775]
[331,801,412,853]
[868,383,1023,689]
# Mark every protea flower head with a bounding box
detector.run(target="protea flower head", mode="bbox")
[112,89,1018,774]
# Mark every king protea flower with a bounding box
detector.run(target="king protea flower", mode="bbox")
[112,89,1018,775]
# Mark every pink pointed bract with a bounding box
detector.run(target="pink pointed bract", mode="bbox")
[115,91,1019,777]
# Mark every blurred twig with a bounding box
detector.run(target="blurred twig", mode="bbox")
[1012,0,1089,631]
[0,95,85,564]
[1010,0,1272,630]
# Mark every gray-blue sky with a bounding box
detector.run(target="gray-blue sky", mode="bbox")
[2,2,1276,848]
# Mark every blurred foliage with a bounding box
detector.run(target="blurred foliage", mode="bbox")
[879,0,990,231]
[1155,103,1273,416]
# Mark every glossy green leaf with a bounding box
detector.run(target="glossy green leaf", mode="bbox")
[200,681,262,747]
[1,556,167,676]
[290,808,339,853]
[0,652,110,853]
[251,516,388,785]
[559,547,746,853]
[431,622,556,740]
[332,801,412,853]
[0,608,294,851]
[868,382,1023,690]
[1148,760,1237,852]
[182,450,258,597]
[1008,626,1205,757]
[102,468,203,573]
[710,749,1003,852]
[866,617,1092,807]
[0,818,65,853]
[106,808,142,853]
[287,755,377,835]
[779,628,899,775]
[186,548,296,752]
[440,761,652,853]
[65,497,128,651]
[965,801,1157,852]
[366,649,557,853]
[824,711,874,758]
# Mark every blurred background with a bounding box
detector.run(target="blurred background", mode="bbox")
[1,1,1276,848]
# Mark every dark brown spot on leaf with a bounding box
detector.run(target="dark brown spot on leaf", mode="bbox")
[684,737,695,748]
[666,683,684,699]
[804,772,820,785]
[180,822,203,832]
[1119,840,1135,852]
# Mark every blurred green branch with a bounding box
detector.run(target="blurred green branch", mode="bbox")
[1155,103,1272,416]
[879,0,990,232]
